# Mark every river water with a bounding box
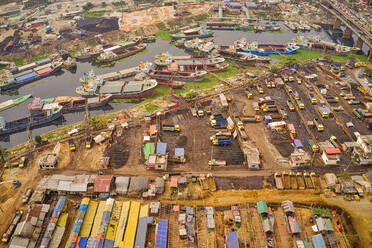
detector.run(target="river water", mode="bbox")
[0,23,366,148]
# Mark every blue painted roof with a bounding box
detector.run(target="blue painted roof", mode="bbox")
[16,72,37,82]
[156,142,167,155]
[174,148,184,157]
[227,232,239,248]
[312,234,326,248]
[155,219,168,248]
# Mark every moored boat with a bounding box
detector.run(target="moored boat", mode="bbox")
[218,46,260,65]
[171,27,214,40]
[39,94,112,112]
[76,79,158,99]
[10,58,53,74]
[154,53,225,67]
[0,94,32,112]
[237,40,300,56]
[63,57,77,70]
[96,44,147,64]
[149,70,207,82]
[0,60,63,92]
[198,41,216,53]
[0,105,63,135]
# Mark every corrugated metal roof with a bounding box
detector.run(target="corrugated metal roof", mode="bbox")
[170,176,178,188]
[134,217,153,248]
[139,205,149,218]
[155,219,168,248]
[227,231,239,248]
[128,177,149,193]
[156,142,167,154]
[94,175,114,193]
[324,148,341,155]
[9,236,30,248]
[115,176,130,195]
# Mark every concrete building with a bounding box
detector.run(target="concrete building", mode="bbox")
[354,135,372,165]
[289,149,311,167]
[321,148,341,165]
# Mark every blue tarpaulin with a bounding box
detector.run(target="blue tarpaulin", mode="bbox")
[294,139,303,148]
[227,232,239,248]
[156,142,167,154]
[174,148,184,157]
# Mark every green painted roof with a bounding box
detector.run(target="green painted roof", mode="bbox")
[99,84,123,94]
[304,241,313,248]
[256,200,268,215]
[144,142,155,160]
[324,218,334,232]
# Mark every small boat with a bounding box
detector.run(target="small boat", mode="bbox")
[141,35,156,43]
[0,60,63,92]
[37,94,112,112]
[237,40,300,56]
[184,38,202,51]
[76,79,157,98]
[198,41,216,53]
[174,39,185,47]
[157,80,185,89]
[149,70,207,82]
[284,21,298,32]
[0,94,32,112]
[0,105,63,135]
[218,46,260,65]
[96,44,147,64]
[171,27,214,40]
[63,57,76,70]
[75,45,109,60]
[308,40,358,54]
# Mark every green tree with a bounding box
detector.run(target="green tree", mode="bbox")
[35,135,42,144]
[270,65,279,74]
[365,67,372,77]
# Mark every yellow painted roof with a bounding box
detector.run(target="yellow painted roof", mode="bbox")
[57,212,68,227]
[139,204,149,218]
[121,201,140,248]
[90,201,106,237]
[105,202,123,241]
[80,201,98,237]
[114,201,130,248]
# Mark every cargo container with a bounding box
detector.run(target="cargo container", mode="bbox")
[310,172,318,189]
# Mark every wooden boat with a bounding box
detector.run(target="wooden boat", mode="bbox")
[96,44,147,64]
[149,70,207,82]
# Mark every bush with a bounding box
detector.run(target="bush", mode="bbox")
[83,3,94,11]
[35,135,42,144]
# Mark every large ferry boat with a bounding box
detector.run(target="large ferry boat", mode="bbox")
[0,104,63,135]
[0,59,62,91]
[235,39,299,56]
[171,27,214,40]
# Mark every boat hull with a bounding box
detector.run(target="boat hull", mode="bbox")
[0,65,62,92]
[0,110,63,135]
[57,95,112,112]
[171,32,214,40]
[96,45,146,64]
[149,71,205,82]
[239,46,299,56]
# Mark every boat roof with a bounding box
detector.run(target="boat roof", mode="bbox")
[123,82,143,93]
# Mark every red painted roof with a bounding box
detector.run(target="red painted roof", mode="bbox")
[36,67,52,75]
[170,176,178,188]
[325,148,341,155]
[94,175,114,192]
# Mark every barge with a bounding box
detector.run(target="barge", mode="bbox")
[0,105,63,135]
[171,27,214,40]
[96,44,146,64]
[0,94,32,112]
[0,60,63,91]
[149,70,207,82]
[218,46,264,64]
[76,79,157,98]
[37,94,112,112]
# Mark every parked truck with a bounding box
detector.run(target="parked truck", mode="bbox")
[326,96,339,103]
[22,188,33,203]
[318,106,331,118]
[69,139,76,151]
[329,136,341,148]
[2,210,23,243]
[313,118,324,131]
[208,159,226,166]
[211,138,231,146]
[211,119,228,127]
[210,113,224,121]
[352,109,362,119]
[295,99,304,109]
[287,100,295,111]
[348,100,361,105]
[4,156,27,169]
[162,124,180,132]
[307,137,319,152]
[308,93,317,104]
[291,90,300,100]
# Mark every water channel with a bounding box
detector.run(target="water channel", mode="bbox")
[0,23,367,148]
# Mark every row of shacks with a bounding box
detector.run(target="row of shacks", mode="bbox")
[29,174,166,201]
[6,195,169,248]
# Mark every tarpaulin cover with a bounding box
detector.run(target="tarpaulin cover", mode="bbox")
[156,142,167,155]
